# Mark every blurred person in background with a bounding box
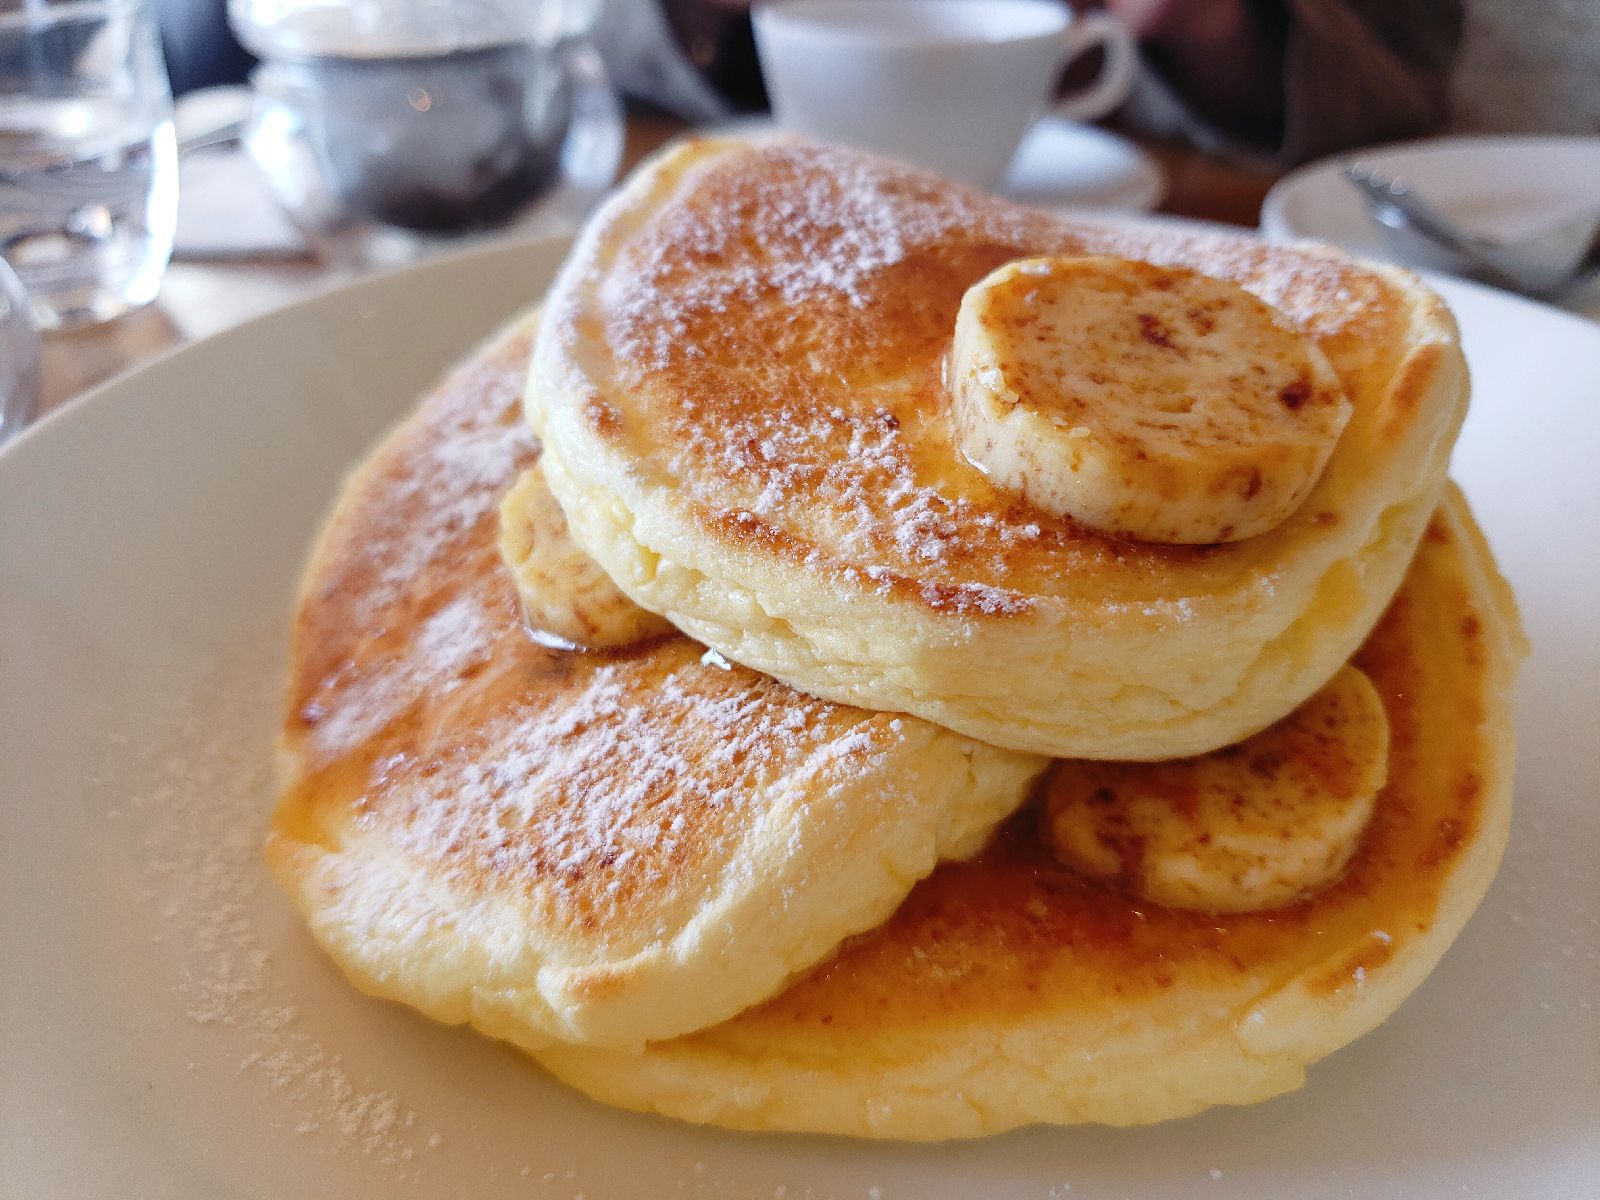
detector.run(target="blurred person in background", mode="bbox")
[1111,0,1461,165]
[1116,0,1599,163]
[1448,0,1599,136]
[156,0,254,95]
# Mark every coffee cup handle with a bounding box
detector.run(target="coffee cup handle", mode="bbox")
[1053,13,1139,124]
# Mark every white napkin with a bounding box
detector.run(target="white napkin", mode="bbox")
[174,149,309,260]
[172,86,310,261]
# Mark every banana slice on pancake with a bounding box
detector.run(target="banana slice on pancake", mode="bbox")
[1042,665,1388,912]
[951,256,1352,544]
[499,464,676,650]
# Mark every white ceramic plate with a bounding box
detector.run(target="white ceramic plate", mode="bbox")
[1261,135,1600,319]
[2,238,1596,1200]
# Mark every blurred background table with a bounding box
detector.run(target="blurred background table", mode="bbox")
[37,112,1275,417]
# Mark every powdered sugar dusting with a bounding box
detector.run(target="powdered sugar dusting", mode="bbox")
[345,342,536,626]
[381,646,888,926]
[89,319,919,1188]
[558,142,1126,599]
[101,645,448,1176]
[292,325,538,760]
[311,592,494,757]
[290,316,910,948]
[600,143,981,369]
[586,144,1070,606]
[677,397,1040,615]
[549,139,1410,607]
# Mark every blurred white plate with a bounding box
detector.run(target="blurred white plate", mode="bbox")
[2,237,1596,1199]
[1261,135,1600,318]
[712,114,1166,213]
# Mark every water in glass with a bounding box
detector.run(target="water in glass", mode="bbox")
[0,252,40,444]
[0,2,177,330]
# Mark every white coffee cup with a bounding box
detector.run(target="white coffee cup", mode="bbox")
[752,0,1138,188]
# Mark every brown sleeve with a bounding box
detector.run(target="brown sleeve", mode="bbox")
[1276,0,1464,163]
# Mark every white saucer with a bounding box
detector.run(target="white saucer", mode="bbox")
[711,114,1166,213]
[1261,135,1600,318]
[1001,116,1166,212]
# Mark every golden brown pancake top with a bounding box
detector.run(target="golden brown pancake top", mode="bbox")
[553,140,1444,615]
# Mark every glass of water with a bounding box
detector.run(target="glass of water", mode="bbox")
[0,0,177,330]
[0,252,40,444]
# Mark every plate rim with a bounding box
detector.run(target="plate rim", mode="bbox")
[0,233,577,469]
[1260,132,1600,244]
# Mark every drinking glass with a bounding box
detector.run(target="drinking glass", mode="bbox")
[0,251,40,445]
[230,0,621,266]
[0,0,178,330]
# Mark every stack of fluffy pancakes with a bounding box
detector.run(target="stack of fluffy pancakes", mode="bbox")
[270,140,1525,1139]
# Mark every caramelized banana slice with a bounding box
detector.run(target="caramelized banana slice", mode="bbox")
[951,255,1351,544]
[1042,666,1388,912]
[498,465,676,650]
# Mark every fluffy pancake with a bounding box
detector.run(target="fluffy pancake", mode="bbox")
[530,139,1468,760]
[269,314,1046,1053]
[534,486,1525,1137]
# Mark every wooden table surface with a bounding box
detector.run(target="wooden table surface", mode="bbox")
[36,114,1276,417]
